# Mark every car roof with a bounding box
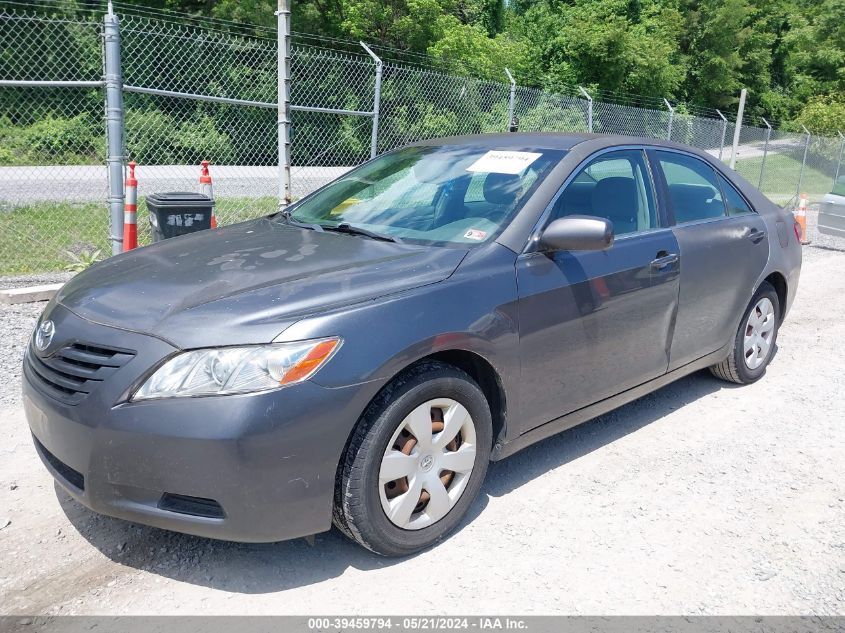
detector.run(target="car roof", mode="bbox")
[411,132,600,150]
[409,132,695,152]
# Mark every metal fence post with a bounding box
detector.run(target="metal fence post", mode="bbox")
[715,109,727,161]
[579,86,593,133]
[729,88,747,170]
[834,131,845,187]
[663,98,674,141]
[361,42,382,159]
[276,0,291,208]
[796,125,811,199]
[504,68,516,132]
[103,2,124,255]
[758,117,772,190]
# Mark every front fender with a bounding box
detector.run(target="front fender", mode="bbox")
[279,243,521,428]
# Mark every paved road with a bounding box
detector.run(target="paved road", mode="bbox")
[0,242,843,617]
[0,165,352,205]
[0,137,807,206]
[703,136,805,162]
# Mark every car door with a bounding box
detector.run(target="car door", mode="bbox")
[651,149,769,371]
[819,176,845,237]
[516,148,681,433]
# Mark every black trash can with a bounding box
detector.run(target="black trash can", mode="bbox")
[146,192,214,242]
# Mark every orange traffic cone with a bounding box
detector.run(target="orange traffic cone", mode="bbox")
[795,192,809,245]
[199,160,217,229]
[123,161,138,251]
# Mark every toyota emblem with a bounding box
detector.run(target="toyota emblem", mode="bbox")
[34,319,55,352]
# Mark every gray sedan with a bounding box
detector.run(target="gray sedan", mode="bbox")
[23,133,802,556]
[819,176,845,237]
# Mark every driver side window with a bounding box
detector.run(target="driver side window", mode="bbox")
[550,150,657,236]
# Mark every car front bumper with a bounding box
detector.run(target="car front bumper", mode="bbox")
[23,303,374,542]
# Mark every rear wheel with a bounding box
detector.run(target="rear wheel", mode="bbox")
[333,361,492,556]
[710,281,780,384]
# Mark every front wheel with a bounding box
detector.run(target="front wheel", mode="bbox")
[710,281,780,384]
[333,361,492,556]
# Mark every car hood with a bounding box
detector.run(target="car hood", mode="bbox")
[56,218,468,348]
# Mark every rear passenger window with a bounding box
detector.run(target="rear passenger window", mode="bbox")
[551,150,657,236]
[657,151,726,224]
[717,173,753,216]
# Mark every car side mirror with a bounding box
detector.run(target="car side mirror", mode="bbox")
[539,215,614,252]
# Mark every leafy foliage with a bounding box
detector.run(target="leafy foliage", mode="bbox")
[125,0,845,127]
[63,247,102,272]
[792,95,845,135]
[1,0,842,173]
[0,113,102,165]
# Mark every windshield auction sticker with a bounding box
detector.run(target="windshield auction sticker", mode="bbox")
[464,229,488,240]
[466,150,542,174]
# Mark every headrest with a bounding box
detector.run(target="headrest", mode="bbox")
[668,183,714,204]
[591,177,636,217]
[483,173,522,207]
[591,177,639,234]
[667,183,716,223]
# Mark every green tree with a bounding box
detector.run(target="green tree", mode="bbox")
[22,0,845,131]
[509,0,686,97]
[793,95,845,134]
[427,17,530,81]
[780,0,845,103]
[680,0,774,113]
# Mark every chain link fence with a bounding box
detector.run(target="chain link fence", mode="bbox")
[2,1,844,273]
[120,12,281,245]
[289,44,376,199]
[513,86,589,134]
[0,5,106,272]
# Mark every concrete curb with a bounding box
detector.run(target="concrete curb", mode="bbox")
[0,284,63,305]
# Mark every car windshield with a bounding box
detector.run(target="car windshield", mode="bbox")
[286,145,565,246]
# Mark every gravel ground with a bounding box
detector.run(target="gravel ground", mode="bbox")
[0,273,73,407]
[1,216,843,617]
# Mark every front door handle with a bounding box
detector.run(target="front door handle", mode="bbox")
[650,253,679,270]
[748,228,766,244]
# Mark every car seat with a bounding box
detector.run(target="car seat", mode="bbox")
[591,177,639,235]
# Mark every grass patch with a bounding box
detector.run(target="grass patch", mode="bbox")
[734,153,835,205]
[0,196,280,275]
[0,201,109,274]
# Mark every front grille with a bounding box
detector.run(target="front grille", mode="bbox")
[34,436,85,491]
[158,493,226,519]
[25,342,135,405]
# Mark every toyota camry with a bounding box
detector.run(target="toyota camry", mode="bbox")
[24,133,802,556]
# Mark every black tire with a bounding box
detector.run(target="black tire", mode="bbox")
[333,361,492,557]
[710,281,780,384]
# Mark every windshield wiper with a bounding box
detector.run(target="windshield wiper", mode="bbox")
[321,223,403,244]
[284,216,324,232]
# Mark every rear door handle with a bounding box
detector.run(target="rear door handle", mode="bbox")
[650,253,679,269]
[748,229,766,244]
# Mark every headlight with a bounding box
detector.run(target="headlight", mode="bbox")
[132,337,341,401]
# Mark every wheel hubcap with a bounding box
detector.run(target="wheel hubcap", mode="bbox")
[743,297,776,370]
[378,398,477,530]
